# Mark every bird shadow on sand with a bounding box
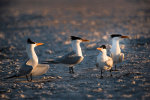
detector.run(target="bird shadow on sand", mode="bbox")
[2,76,62,83]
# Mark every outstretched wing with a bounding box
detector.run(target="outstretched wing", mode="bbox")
[31,64,49,76]
[43,51,83,65]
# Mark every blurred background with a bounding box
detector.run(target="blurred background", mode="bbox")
[0,0,150,45]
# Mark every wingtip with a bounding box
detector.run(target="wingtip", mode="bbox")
[41,60,53,64]
[4,75,17,79]
[41,61,49,64]
[41,59,58,64]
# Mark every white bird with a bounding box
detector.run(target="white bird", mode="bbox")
[5,38,50,81]
[96,45,113,78]
[110,34,129,71]
[42,36,89,74]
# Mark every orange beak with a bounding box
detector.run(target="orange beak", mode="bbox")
[97,48,102,51]
[36,43,44,46]
[81,39,90,42]
[121,36,129,38]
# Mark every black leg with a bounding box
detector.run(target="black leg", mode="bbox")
[71,67,74,74]
[30,74,32,81]
[100,69,103,79]
[26,75,29,81]
[115,65,117,70]
[69,67,72,73]
[110,69,112,77]
[114,65,119,71]
[26,74,32,82]
[112,65,118,71]
[69,67,74,74]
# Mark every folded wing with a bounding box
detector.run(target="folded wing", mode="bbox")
[5,60,33,79]
[43,51,83,65]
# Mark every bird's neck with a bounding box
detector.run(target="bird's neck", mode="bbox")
[111,39,121,54]
[72,41,83,57]
[27,46,38,65]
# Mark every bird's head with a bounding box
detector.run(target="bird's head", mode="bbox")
[97,45,107,53]
[71,36,89,43]
[111,34,129,40]
[27,38,44,48]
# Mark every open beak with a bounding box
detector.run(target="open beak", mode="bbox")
[81,39,90,42]
[97,48,102,51]
[36,43,44,46]
[121,36,129,38]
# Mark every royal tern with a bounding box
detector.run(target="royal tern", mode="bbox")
[5,38,49,81]
[96,45,113,78]
[42,36,89,74]
[110,34,129,71]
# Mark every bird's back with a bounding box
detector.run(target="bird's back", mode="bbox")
[43,51,83,65]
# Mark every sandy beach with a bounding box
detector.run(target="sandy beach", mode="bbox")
[0,0,150,99]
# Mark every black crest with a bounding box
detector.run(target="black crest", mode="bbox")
[27,38,35,44]
[71,36,82,40]
[100,45,106,49]
[111,34,122,38]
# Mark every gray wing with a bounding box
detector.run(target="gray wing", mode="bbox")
[17,61,33,77]
[119,53,124,62]
[43,51,83,65]
[5,60,33,79]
